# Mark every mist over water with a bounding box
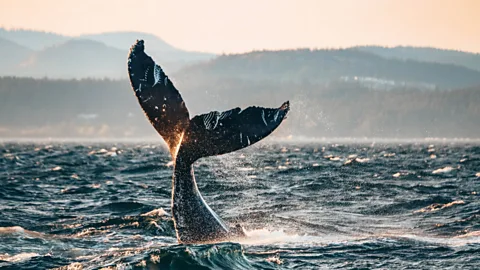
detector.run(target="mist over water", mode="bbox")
[0,142,479,269]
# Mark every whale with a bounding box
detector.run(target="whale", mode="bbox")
[127,40,289,244]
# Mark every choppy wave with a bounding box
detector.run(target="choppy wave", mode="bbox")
[1,142,479,269]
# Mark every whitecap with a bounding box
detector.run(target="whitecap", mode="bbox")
[414,200,465,213]
[455,230,480,238]
[55,262,83,270]
[0,226,46,238]
[91,183,101,189]
[0,252,40,263]
[141,208,168,217]
[51,166,62,171]
[355,157,370,163]
[432,166,454,174]
[376,232,480,247]
[266,255,283,265]
[106,151,117,157]
[237,167,255,172]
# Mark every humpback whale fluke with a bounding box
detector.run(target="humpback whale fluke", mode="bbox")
[127,40,189,158]
[127,40,290,244]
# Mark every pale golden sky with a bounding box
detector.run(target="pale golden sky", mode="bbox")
[1,0,479,53]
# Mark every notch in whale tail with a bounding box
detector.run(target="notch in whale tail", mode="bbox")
[178,101,290,162]
[127,40,290,161]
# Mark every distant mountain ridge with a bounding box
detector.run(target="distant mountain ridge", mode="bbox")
[79,31,177,52]
[0,28,215,78]
[177,49,480,89]
[1,28,480,88]
[0,28,68,50]
[20,39,126,78]
[354,46,480,72]
[0,37,33,74]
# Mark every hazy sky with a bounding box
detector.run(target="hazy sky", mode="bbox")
[1,0,479,53]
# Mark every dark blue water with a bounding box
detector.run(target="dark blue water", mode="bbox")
[0,142,479,269]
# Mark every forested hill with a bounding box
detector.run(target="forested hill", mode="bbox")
[0,77,479,139]
[354,46,480,72]
[177,49,480,89]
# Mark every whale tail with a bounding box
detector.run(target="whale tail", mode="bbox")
[127,40,289,161]
[128,40,189,158]
[178,101,289,162]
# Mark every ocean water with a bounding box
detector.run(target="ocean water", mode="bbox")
[0,142,479,269]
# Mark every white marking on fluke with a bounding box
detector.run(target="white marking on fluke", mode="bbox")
[153,64,162,86]
[219,110,232,120]
[143,96,153,102]
[274,110,280,122]
[204,112,213,129]
[203,111,220,130]
[261,110,268,126]
[144,66,150,81]
[212,117,219,129]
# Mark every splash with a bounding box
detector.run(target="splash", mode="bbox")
[239,228,345,246]
[240,227,480,248]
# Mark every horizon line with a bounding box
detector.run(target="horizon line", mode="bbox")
[2,137,480,144]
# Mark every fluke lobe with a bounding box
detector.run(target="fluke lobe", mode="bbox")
[127,40,289,244]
